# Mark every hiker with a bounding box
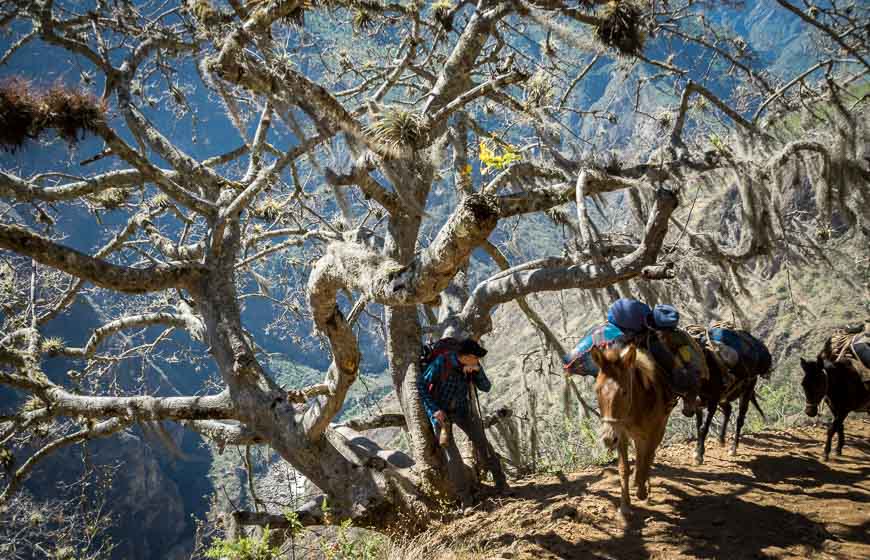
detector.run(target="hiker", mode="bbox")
[564,298,705,416]
[416,337,507,505]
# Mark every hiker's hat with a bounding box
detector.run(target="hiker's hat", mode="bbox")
[459,338,488,358]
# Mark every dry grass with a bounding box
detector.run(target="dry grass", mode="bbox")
[0,78,105,151]
[376,531,492,560]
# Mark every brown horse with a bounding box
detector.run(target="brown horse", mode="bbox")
[591,344,675,518]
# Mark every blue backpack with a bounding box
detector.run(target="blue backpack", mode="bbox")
[565,300,681,376]
[708,328,772,377]
[563,323,627,376]
[607,298,680,331]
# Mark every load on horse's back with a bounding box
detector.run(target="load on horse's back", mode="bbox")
[687,322,773,381]
[564,298,706,417]
[820,322,870,377]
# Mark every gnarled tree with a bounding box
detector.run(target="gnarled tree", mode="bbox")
[1,0,867,532]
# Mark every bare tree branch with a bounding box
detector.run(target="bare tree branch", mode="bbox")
[0,223,204,293]
[0,418,129,506]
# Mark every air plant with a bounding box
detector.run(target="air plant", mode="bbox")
[525,70,554,109]
[40,337,67,355]
[365,108,429,157]
[594,1,646,57]
[432,0,455,31]
[147,193,172,209]
[352,9,374,32]
[252,197,286,221]
[86,188,131,210]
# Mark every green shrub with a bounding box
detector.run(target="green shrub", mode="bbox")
[205,527,281,560]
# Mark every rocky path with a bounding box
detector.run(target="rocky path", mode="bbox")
[431,419,870,559]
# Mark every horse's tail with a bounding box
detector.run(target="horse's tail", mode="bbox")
[750,391,766,421]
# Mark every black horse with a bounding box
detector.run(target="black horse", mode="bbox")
[800,356,870,460]
[693,346,766,465]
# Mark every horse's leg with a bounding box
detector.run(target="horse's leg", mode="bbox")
[836,414,847,456]
[718,402,732,445]
[823,417,837,461]
[637,420,667,501]
[617,437,632,518]
[730,387,752,456]
[634,437,650,501]
[695,401,716,465]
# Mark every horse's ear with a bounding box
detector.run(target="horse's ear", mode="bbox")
[590,346,604,368]
[621,345,637,370]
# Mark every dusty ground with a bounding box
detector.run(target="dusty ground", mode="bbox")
[430,419,870,559]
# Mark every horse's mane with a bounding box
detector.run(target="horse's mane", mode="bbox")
[602,345,661,392]
[630,346,662,391]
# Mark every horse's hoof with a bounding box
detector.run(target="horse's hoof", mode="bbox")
[694,454,704,466]
[823,453,830,462]
[637,488,648,501]
[728,448,737,457]
[619,505,632,520]
[835,449,843,457]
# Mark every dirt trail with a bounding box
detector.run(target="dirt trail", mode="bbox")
[432,420,870,559]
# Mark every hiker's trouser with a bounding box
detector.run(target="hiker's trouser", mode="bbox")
[439,411,505,502]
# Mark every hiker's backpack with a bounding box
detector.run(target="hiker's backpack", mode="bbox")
[419,337,464,390]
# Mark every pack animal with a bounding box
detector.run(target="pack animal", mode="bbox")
[800,356,870,460]
[591,345,675,519]
[692,348,766,464]
[683,326,771,465]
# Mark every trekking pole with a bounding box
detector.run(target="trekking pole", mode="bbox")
[471,383,491,465]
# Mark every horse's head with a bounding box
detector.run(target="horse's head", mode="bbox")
[800,357,827,417]
[591,345,638,449]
